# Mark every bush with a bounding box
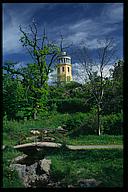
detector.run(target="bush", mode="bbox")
[64,112,98,137]
[47,98,91,113]
[101,113,123,135]
[63,112,123,137]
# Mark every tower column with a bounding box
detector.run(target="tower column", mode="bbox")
[57,52,72,83]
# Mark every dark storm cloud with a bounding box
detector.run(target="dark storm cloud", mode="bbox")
[3,3,123,61]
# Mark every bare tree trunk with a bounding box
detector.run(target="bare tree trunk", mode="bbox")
[97,104,101,136]
[34,109,37,120]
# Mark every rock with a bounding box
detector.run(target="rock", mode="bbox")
[10,164,26,179]
[68,185,76,188]
[23,174,38,188]
[24,173,49,188]
[47,181,62,188]
[26,162,38,175]
[10,157,52,188]
[39,159,51,175]
[30,130,41,135]
[2,145,6,150]
[38,174,49,183]
[57,126,63,129]
[12,154,28,164]
[78,179,102,188]
[57,127,66,131]
[26,136,39,142]
[42,137,55,142]
[57,126,68,134]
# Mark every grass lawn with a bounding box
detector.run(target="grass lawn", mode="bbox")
[65,135,123,145]
[3,118,123,146]
[3,117,123,188]
[47,149,123,187]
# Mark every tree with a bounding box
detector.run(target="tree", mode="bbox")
[19,21,61,118]
[102,60,123,115]
[3,71,26,120]
[3,21,61,120]
[75,38,117,135]
[112,60,123,82]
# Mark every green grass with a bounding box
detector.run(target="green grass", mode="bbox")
[47,149,123,187]
[65,135,123,145]
[3,114,123,146]
[3,113,123,188]
[3,148,24,188]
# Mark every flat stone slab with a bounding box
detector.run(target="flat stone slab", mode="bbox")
[14,142,62,149]
[14,142,123,155]
[14,142,63,154]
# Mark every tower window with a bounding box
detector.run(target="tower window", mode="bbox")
[58,68,60,73]
[68,67,70,72]
[62,66,64,72]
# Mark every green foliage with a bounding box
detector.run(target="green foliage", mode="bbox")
[3,148,24,188]
[3,73,26,120]
[102,78,123,115]
[3,113,123,187]
[63,112,97,136]
[48,149,123,187]
[101,113,123,135]
[112,60,123,82]
[47,98,90,113]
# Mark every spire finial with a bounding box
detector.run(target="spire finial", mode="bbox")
[43,27,47,39]
[60,33,64,52]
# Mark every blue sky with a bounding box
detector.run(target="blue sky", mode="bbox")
[3,3,123,82]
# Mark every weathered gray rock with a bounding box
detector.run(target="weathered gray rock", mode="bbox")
[12,154,28,164]
[78,179,102,188]
[10,158,52,188]
[39,159,51,174]
[68,184,76,188]
[2,145,6,150]
[57,126,68,133]
[10,164,26,179]
[23,173,49,188]
[26,162,38,175]
[42,137,55,142]
[26,136,39,142]
[47,181,62,188]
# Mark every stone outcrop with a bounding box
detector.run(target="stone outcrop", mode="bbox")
[39,159,51,175]
[10,154,102,188]
[77,179,102,188]
[10,157,51,188]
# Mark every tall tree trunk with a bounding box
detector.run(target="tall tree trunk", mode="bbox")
[97,104,101,136]
[34,109,37,120]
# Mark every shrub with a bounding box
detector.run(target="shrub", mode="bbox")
[101,113,123,135]
[47,98,91,113]
[64,112,98,137]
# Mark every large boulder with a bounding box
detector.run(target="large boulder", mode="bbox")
[10,157,52,188]
[39,159,51,175]
[12,154,28,164]
[10,164,26,179]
